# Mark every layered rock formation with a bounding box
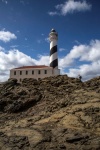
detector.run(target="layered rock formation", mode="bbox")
[0,75,100,150]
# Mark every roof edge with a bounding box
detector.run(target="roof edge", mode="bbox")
[11,65,53,70]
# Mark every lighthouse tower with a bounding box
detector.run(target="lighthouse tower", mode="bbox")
[49,29,60,75]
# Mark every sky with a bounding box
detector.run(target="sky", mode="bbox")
[0,0,100,82]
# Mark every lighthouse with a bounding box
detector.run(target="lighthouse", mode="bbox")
[49,29,60,75]
[10,29,60,83]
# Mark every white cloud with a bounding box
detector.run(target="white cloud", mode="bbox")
[0,39,100,82]
[67,61,100,81]
[37,39,42,44]
[25,38,28,41]
[10,45,19,48]
[0,72,9,83]
[59,48,66,52]
[0,50,33,71]
[0,31,17,42]
[59,39,100,80]
[17,30,20,33]
[2,0,8,4]
[80,40,100,61]
[45,37,49,43]
[34,55,49,66]
[0,48,49,82]
[48,0,92,16]
[48,11,59,16]
[37,37,49,43]
[74,40,81,45]
[0,46,5,51]
[0,49,34,81]
[2,28,6,31]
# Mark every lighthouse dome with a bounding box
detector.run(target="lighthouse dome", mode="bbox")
[51,29,56,33]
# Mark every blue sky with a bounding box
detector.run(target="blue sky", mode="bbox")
[0,0,100,81]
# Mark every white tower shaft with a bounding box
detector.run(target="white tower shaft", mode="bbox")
[49,29,58,69]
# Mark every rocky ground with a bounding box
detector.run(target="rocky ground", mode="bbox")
[0,75,100,150]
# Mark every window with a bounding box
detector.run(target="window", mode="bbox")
[44,70,47,74]
[14,71,16,75]
[32,70,34,74]
[38,70,40,74]
[20,71,22,75]
[20,78,22,82]
[26,71,28,75]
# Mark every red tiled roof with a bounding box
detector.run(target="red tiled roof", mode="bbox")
[13,65,51,69]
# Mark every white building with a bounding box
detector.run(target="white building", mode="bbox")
[10,65,60,82]
[10,29,60,82]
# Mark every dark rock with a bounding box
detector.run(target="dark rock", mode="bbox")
[4,101,23,113]
[8,78,18,84]
[0,135,30,149]
[66,134,89,143]
[0,100,7,111]
[0,75,100,149]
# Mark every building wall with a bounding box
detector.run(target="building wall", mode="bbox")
[10,68,55,82]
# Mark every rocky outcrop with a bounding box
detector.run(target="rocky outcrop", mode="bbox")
[0,75,100,149]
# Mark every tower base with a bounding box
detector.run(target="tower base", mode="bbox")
[53,69,60,75]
